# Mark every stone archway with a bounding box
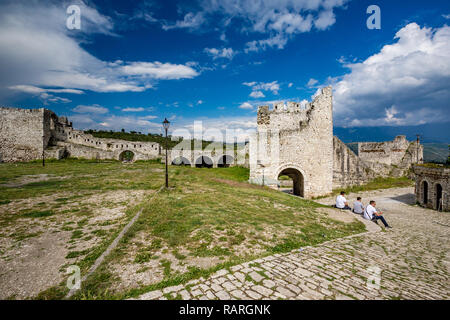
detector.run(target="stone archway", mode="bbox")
[61,149,71,159]
[218,155,234,168]
[195,156,213,168]
[422,180,428,205]
[172,156,191,166]
[278,167,305,197]
[436,184,443,211]
[119,150,135,162]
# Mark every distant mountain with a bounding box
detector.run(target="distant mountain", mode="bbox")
[334,123,450,144]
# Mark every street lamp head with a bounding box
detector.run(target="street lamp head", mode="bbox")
[162,118,170,130]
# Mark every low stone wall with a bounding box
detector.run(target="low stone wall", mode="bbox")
[413,165,449,211]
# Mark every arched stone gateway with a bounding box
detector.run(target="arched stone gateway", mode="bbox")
[218,155,234,168]
[422,180,428,204]
[278,167,305,197]
[195,156,213,168]
[172,156,191,166]
[119,150,135,162]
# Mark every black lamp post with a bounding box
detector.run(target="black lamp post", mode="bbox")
[163,118,170,188]
[42,135,45,167]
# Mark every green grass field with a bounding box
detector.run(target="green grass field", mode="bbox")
[0,159,366,300]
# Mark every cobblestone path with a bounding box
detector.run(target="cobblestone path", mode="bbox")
[136,188,449,300]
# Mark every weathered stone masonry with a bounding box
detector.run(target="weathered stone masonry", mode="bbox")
[0,107,161,162]
[413,165,449,211]
[249,87,334,198]
[249,87,423,198]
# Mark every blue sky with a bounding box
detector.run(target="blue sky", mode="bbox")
[1,0,449,141]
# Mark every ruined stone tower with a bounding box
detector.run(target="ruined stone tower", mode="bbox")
[249,86,334,198]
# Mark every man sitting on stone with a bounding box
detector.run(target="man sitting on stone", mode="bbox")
[353,197,364,215]
[364,201,392,229]
[336,191,351,210]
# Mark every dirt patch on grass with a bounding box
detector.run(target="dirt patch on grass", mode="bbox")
[0,189,152,299]
[318,208,359,224]
[0,229,71,299]
[1,174,69,188]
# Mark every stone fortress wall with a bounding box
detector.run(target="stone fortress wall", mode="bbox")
[249,86,423,198]
[0,107,161,162]
[1,98,423,198]
[0,107,46,162]
[249,87,334,198]
[333,136,376,189]
[358,136,423,176]
[413,165,449,211]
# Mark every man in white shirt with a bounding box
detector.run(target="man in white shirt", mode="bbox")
[364,201,392,228]
[336,191,351,210]
[353,197,364,215]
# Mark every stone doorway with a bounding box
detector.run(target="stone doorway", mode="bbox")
[278,168,305,197]
[119,150,135,162]
[422,181,428,205]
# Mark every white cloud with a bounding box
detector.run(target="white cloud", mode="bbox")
[9,85,84,95]
[333,23,450,127]
[245,34,289,52]
[0,2,199,98]
[443,14,450,20]
[314,10,336,30]
[73,104,109,114]
[204,47,236,60]
[8,84,83,104]
[239,102,254,110]
[197,100,204,105]
[307,78,318,87]
[122,107,145,112]
[171,116,257,143]
[139,115,158,120]
[250,91,265,98]
[202,0,347,52]
[244,81,280,95]
[288,83,293,88]
[120,61,199,80]
[162,12,205,30]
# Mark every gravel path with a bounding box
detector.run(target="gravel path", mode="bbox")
[135,187,449,300]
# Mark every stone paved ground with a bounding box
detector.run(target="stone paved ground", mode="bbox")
[136,187,449,300]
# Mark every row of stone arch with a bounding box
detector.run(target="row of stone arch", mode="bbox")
[172,155,234,168]
[421,180,444,211]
